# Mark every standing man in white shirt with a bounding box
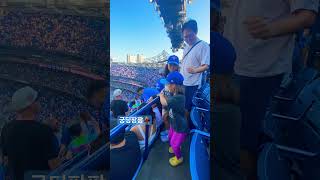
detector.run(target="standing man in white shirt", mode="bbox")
[223,0,318,179]
[180,19,210,125]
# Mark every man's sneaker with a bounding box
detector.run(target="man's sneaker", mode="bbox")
[160,135,168,142]
[169,156,183,167]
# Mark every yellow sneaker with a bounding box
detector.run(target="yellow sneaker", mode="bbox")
[169,156,183,167]
[168,146,181,154]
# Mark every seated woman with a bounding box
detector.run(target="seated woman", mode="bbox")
[130,102,161,151]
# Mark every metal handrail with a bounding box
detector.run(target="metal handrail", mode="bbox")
[110,97,160,139]
[65,143,109,174]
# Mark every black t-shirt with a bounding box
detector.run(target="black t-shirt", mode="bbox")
[1,120,57,180]
[110,132,141,180]
[167,94,189,133]
[110,100,128,118]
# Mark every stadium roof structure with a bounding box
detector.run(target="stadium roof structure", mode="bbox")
[144,50,169,63]
[0,0,108,18]
[150,0,191,52]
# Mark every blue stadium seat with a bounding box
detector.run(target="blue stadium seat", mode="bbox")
[203,109,210,132]
[190,132,210,180]
[272,78,320,120]
[274,68,318,102]
[258,143,291,180]
[299,154,320,180]
[275,115,320,154]
[263,79,320,149]
[190,107,210,131]
[190,82,210,131]
[192,83,210,109]
[190,107,202,129]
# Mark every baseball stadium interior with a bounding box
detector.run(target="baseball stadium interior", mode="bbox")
[110,0,210,180]
[3,0,320,180]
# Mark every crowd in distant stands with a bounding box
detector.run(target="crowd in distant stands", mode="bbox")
[110,64,160,87]
[111,81,140,94]
[0,10,107,63]
[110,63,163,102]
[0,62,93,98]
[110,76,146,87]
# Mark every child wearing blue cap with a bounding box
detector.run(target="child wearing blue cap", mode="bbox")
[159,55,181,142]
[167,55,180,72]
[159,71,189,166]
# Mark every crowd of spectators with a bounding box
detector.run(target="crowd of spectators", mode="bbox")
[110,63,164,102]
[110,64,161,87]
[0,10,107,63]
[111,81,140,93]
[0,62,93,98]
[110,78,144,87]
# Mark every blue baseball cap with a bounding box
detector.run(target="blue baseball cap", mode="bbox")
[163,71,184,85]
[167,55,179,66]
[156,78,165,91]
[142,88,159,102]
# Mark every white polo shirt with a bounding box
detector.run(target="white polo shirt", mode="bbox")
[181,39,210,86]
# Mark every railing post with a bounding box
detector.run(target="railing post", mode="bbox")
[143,124,149,161]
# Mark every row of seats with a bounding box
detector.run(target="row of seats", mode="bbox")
[190,80,211,180]
[259,10,320,179]
[260,77,320,180]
